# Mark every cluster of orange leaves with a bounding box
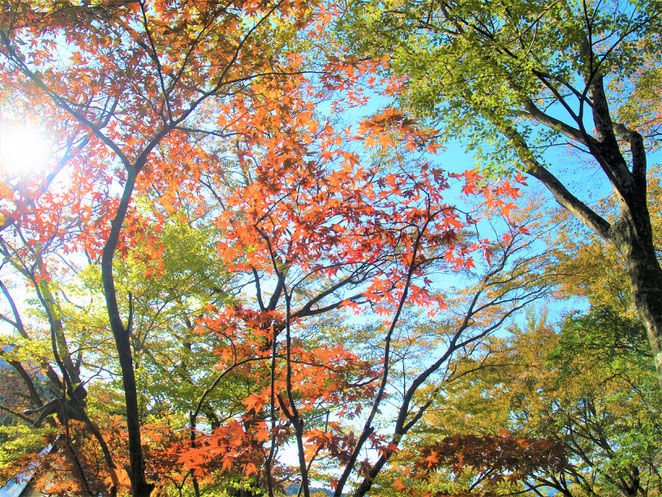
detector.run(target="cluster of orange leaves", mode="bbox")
[388,432,567,497]
[0,0,535,492]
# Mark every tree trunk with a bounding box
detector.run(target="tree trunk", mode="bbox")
[101,167,153,497]
[611,216,662,392]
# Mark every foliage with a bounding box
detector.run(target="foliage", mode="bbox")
[0,1,542,496]
[409,433,567,497]
[342,0,662,392]
[343,0,662,168]
[376,309,661,497]
[3,1,657,496]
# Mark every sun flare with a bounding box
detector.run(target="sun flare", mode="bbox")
[0,121,52,176]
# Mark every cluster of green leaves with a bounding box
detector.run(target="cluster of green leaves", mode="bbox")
[343,0,662,173]
[369,307,661,497]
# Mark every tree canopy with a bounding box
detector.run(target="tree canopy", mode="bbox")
[344,0,662,390]
[0,1,659,497]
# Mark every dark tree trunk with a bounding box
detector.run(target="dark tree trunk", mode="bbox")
[101,167,153,497]
[515,68,662,393]
[611,214,662,391]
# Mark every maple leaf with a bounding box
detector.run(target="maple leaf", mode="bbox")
[426,142,444,154]
[243,393,266,413]
[514,171,528,185]
[392,478,407,491]
[500,202,517,219]
[244,462,258,476]
[221,455,234,473]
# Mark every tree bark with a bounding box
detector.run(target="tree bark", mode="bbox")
[610,214,662,391]
[101,166,153,497]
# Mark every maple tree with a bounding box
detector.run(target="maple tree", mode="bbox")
[0,1,545,496]
[410,433,567,497]
[176,133,545,497]
[0,0,326,494]
[344,0,662,391]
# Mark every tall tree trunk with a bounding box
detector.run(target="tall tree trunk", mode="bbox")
[612,215,662,392]
[102,167,153,497]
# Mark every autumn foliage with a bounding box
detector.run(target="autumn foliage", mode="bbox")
[412,434,567,496]
[0,1,541,497]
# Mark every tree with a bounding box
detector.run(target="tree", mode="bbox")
[176,118,547,496]
[343,0,662,390]
[541,166,662,318]
[0,2,548,496]
[382,310,661,497]
[0,1,325,494]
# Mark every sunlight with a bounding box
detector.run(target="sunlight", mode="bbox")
[0,121,52,176]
